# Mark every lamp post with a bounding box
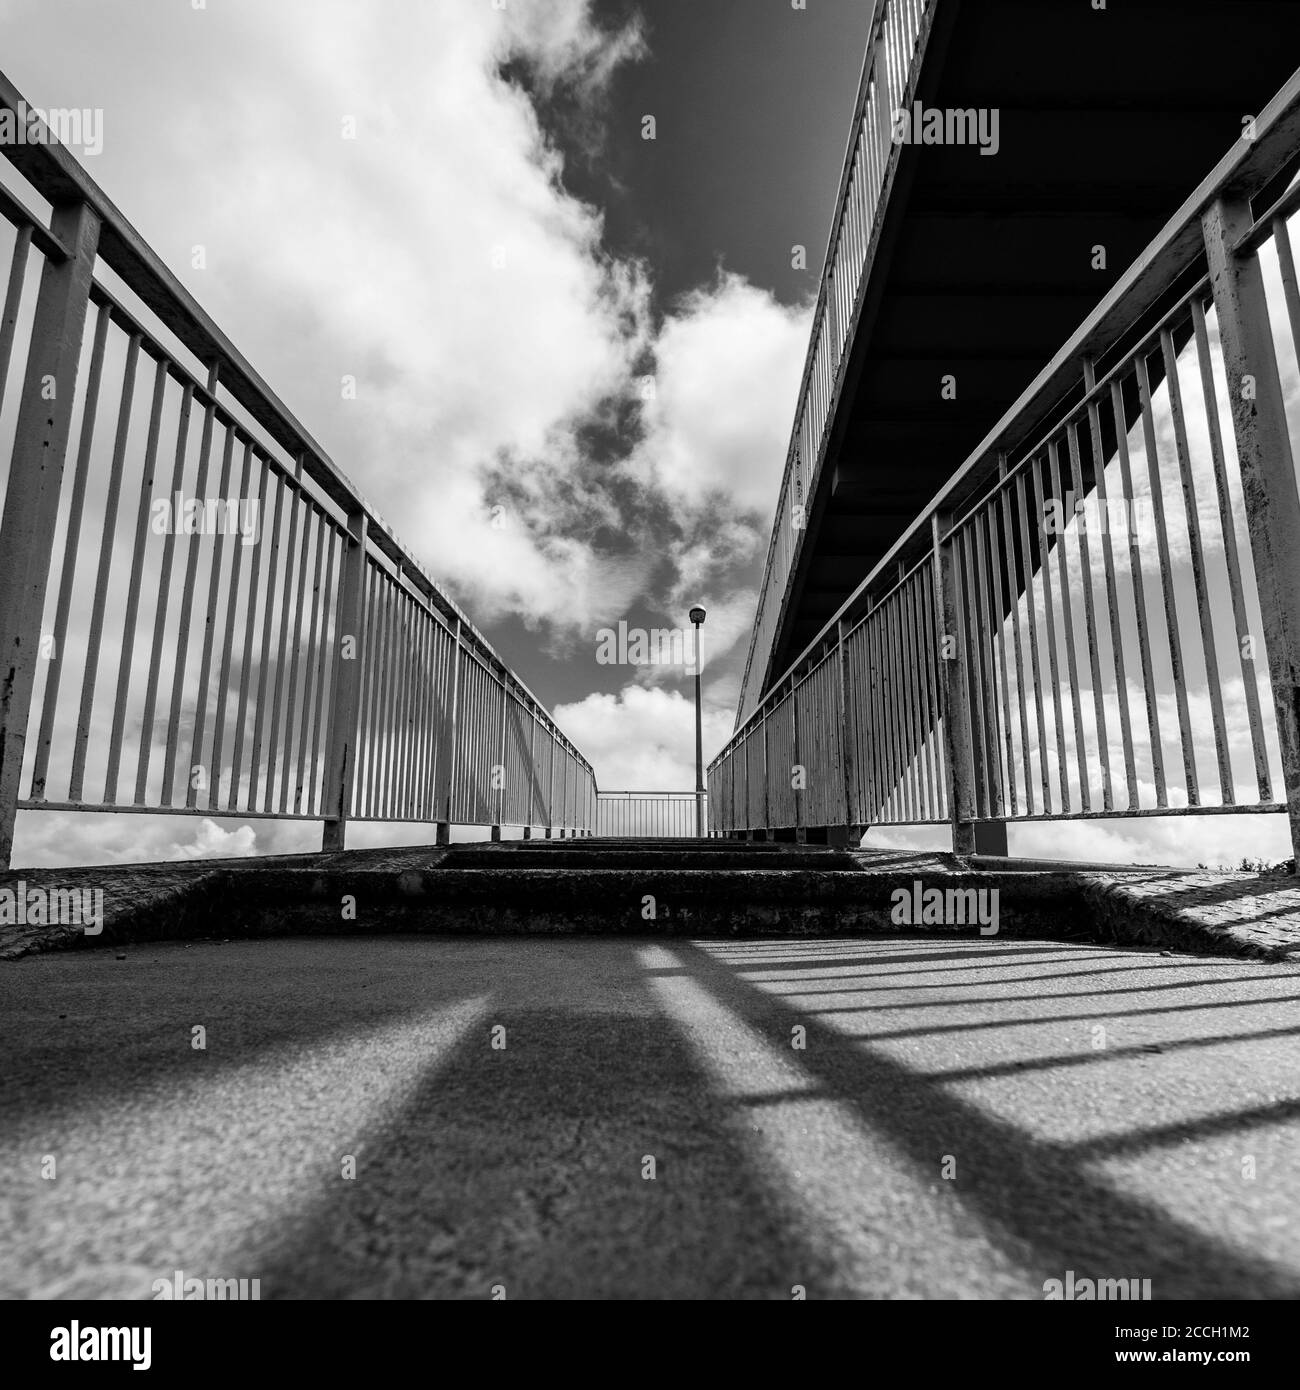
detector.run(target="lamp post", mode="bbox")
[689,605,706,838]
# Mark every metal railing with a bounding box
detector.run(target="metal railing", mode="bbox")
[0,71,596,867]
[710,65,1300,863]
[736,0,934,723]
[595,791,702,839]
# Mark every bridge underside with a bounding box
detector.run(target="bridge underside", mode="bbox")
[771,0,1300,684]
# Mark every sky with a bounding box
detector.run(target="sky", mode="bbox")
[0,0,1294,868]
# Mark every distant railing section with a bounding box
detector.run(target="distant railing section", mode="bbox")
[711,66,1300,862]
[0,71,595,866]
[736,0,935,722]
[596,791,702,839]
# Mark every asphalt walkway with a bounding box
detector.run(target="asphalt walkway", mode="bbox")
[3,935,1297,1298]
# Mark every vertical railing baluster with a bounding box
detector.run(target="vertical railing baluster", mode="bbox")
[983,502,1017,819]
[1014,469,1053,813]
[264,455,304,812]
[998,471,1033,816]
[1083,361,1137,809]
[74,330,141,803]
[1048,438,1091,812]
[162,364,220,806]
[1135,351,1198,803]
[1031,453,1071,813]
[440,617,462,844]
[493,673,506,839]
[0,200,100,867]
[305,523,338,817]
[357,564,381,818]
[1160,325,1234,803]
[0,223,33,422]
[1204,194,1300,862]
[321,512,367,852]
[1065,416,1112,810]
[838,617,856,834]
[227,452,269,812]
[932,510,975,853]
[247,461,285,809]
[291,509,327,815]
[210,441,254,809]
[188,424,236,810]
[31,300,110,801]
[1191,296,1270,801]
[280,501,318,815]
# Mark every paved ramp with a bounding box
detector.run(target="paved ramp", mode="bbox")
[3,935,1298,1299]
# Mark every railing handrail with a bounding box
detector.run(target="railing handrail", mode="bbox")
[596,789,697,798]
[734,0,932,723]
[716,60,1300,768]
[776,0,888,445]
[0,68,592,780]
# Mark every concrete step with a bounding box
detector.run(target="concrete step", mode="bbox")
[443,841,865,871]
[6,844,1292,961]
[90,862,1081,943]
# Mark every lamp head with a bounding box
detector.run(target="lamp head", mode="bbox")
[689,605,707,627]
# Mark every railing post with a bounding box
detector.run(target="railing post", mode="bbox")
[321,512,368,852]
[759,708,770,841]
[832,618,859,848]
[976,458,1011,857]
[743,728,754,839]
[492,673,506,841]
[562,747,570,836]
[739,727,749,838]
[0,201,100,870]
[556,748,565,838]
[932,509,977,855]
[438,617,462,847]
[526,706,537,839]
[827,269,839,364]
[1204,195,1300,866]
[872,34,894,164]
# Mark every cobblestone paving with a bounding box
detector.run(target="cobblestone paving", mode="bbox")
[1074,867,1300,961]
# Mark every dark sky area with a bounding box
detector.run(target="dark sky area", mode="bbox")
[577,0,871,307]
[486,0,873,703]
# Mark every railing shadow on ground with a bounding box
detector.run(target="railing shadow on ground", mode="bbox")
[665,938,1300,1298]
[6,936,1297,1297]
[0,941,837,1299]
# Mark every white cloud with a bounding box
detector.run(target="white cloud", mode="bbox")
[554,684,733,791]
[10,811,315,868]
[633,272,810,513]
[2,0,665,635]
[501,0,649,98]
[864,815,1292,869]
[4,2,807,641]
